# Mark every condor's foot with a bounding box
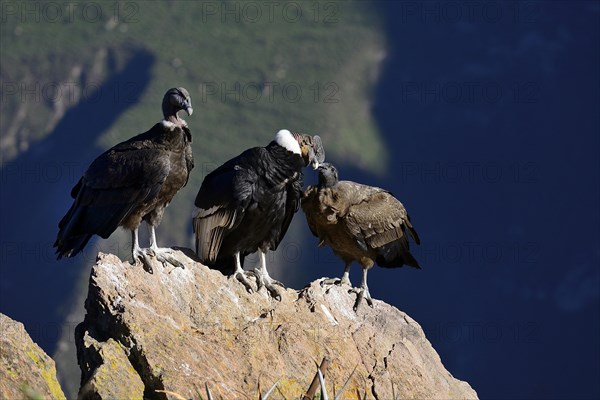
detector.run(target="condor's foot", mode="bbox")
[146,247,186,269]
[249,268,284,301]
[320,275,351,288]
[132,247,185,273]
[230,271,256,294]
[349,286,374,311]
[132,248,155,273]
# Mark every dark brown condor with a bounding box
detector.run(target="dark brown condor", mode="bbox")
[302,163,420,310]
[193,130,325,299]
[54,87,194,272]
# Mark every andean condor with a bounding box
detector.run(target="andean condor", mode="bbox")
[54,87,194,272]
[301,163,420,310]
[193,130,325,299]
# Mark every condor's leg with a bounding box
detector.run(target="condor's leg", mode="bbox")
[250,250,284,300]
[145,224,186,269]
[349,263,374,311]
[321,262,352,287]
[231,252,256,293]
[131,227,155,273]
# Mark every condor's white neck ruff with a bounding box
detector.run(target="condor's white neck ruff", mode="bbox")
[275,129,301,155]
[161,117,188,130]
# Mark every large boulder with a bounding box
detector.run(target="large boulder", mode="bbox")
[0,313,66,399]
[76,251,478,399]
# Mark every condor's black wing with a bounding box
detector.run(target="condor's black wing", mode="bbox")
[54,123,172,258]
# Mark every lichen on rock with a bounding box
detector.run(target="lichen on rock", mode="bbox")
[0,313,66,400]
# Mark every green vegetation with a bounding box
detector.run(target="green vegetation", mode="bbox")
[2,0,388,247]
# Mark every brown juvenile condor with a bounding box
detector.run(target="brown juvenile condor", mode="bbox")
[54,87,194,272]
[193,130,325,299]
[302,163,420,310]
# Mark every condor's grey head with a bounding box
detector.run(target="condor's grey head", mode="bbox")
[162,87,193,125]
[317,162,339,187]
[274,129,326,170]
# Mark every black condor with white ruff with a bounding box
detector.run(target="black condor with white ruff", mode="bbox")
[193,129,325,298]
[54,87,194,272]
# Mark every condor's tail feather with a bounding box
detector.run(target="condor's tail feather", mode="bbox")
[54,203,94,259]
[375,237,421,269]
[54,233,93,259]
[54,183,144,259]
[405,215,420,245]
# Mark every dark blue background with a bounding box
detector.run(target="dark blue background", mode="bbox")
[302,2,599,399]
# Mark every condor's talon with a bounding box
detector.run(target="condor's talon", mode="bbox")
[150,248,186,269]
[321,278,342,294]
[146,223,186,269]
[263,283,282,301]
[250,268,284,288]
[321,276,351,288]
[269,289,282,302]
[228,252,256,293]
[321,267,351,291]
[320,277,337,287]
[156,254,185,269]
[142,246,185,269]
[132,248,154,274]
[252,267,284,301]
[350,286,373,311]
[231,271,255,293]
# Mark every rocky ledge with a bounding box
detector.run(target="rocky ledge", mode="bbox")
[0,313,66,399]
[74,250,477,399]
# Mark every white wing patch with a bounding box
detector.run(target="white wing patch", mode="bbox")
[193,206,220,219]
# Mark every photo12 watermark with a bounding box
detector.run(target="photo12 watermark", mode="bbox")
[0,318,80,345]
[198,81,340,104]
[423,321,541,344]
[1,81,142,105]
[392,161,539,185]
[199,1,340,24]
[1,1,139,23]
[396,1,540,24]
[1,161,86,185]
[399,81,540,104]
[413,241,541,266]
[0,239,126,265]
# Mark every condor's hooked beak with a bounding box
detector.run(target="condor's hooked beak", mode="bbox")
[308,148,320,170]
[295,133,326,169]
[308,135,325,170]
[184,102,193,116]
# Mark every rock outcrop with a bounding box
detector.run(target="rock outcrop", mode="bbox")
[76,251,478,399]
[0,313,66,399]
